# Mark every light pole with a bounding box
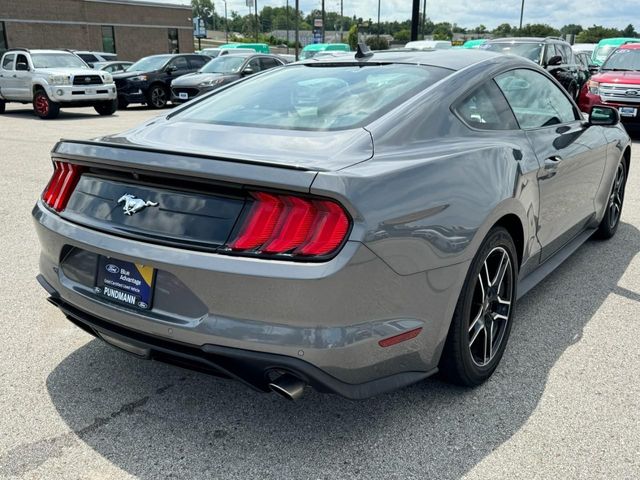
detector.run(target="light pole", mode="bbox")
[519,0,524,31]
[321,0,325,42]
[286,0,290,53]
[255,0,259,42]
[295,0,299,60]
[223,0,228,43]
[340,0,343,42]
[377,0,380,39]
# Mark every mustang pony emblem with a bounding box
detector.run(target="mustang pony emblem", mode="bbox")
[117,194,158,215]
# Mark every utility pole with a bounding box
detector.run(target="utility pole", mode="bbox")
[295,0,299,60]
[255,0,259,42]
[410,0,420,41]
[519,0,524,31]
[321,0,325,42]
[340,0,343,42]
[286,0,289,53]
[421,0,427,40]
[377,0,380,39]
[224,0,228,43]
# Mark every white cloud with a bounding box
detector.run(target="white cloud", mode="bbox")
[154,0,640,29]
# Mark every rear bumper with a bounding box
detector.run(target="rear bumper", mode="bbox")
[33,196,467,394]
[42,286,434,399]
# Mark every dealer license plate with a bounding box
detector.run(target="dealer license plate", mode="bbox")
[95,257,155,310]
[179,92,189,100]
[619,106,637,117]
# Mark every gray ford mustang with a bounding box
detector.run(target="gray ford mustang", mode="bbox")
[33,49,631,400]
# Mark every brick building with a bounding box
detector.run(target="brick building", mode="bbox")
[0,0,193,61]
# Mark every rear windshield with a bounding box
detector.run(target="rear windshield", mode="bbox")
[484,42,543,63]
[128,55,171,72]
[201,56,246,73]
[602,48,640,71]
[174,64,451,130]
[593,45,618,63]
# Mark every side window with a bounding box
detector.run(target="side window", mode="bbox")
[169,56,188,70]
[247,58,262,72]
[495,69,578,129]
[188,56,207,69]
[78,53,98,64]
[2,53,15,70]
[454,81,519,130]
[544,44,557,64]
[259,57,280,70]
[15,54,29,71]
[558,45,572,63]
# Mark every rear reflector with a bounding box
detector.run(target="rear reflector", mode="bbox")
[378,328,423,348]
[229,191,350,258]
[43,161,85,212]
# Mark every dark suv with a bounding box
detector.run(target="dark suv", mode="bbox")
[484,37,581,98]
[113,54,210,109]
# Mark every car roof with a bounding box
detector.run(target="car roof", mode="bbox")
[598,37,640,45]
[299,49,503,71]
[487,37,566,44]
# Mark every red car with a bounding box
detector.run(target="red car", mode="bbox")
[579,43,640,128]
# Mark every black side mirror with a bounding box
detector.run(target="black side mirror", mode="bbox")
[16,62,29,71]
[166,65,178,73]
[547,55,562,67]
[589,106,620,126]
[588,64,599,74]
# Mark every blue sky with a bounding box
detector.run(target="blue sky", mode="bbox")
[153,0,640,29]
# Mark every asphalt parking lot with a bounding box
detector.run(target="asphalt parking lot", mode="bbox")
[0,103,639,480]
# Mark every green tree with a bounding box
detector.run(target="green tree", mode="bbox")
[560,24,583,35]
[516,23,560,37]
[432,22,452,40]
[191,0,215,30]
[492,23,513,37]
[347,24,359,50]
[394,29,410,42]
[576,25,622,43]
[622,24,637,37]
[366,36,389,50]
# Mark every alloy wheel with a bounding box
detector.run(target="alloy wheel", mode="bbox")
[608,163,625,229]
[35,94,49,116]
[468,246,514,367]
[151,87,167,108]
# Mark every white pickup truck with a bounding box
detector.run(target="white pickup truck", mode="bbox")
[0,49,117,119]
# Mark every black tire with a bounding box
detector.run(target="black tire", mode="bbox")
[439,227,518,386]
[146,84,169,109]
[117,97,129,109]
[594,159,627,240]
[33,90,60,119]
[0,100,5,114]
[94,99,118,116]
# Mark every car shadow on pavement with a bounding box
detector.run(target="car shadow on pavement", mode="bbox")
[5,223,638,479]
[1,107,112,121]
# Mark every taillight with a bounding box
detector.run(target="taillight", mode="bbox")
[43,161,85,212]
[228,191,350,259]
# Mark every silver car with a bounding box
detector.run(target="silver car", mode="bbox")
[34,49,631,399]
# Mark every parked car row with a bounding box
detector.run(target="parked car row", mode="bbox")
[0,45,289,118]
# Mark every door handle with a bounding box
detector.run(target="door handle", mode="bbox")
[12,74,17,78]
[544,156,562,169]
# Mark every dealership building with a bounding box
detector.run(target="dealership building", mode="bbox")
[0,0,193,61]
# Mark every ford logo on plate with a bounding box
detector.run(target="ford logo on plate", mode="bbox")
[105,264,120,274]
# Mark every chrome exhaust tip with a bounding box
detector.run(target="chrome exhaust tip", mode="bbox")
[268,373,306,401]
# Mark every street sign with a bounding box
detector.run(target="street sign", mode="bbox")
[193,17,206,39]
[314,18,323,28]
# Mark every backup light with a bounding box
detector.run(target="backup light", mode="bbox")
[228,191,350,258]
[43,161,85,212]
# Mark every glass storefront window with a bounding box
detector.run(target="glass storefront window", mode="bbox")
[102,26,116,54]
